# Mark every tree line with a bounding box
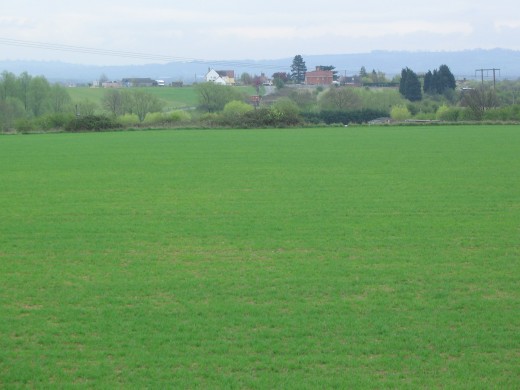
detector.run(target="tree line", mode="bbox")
[2,61,520,133]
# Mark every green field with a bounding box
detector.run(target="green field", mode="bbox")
[67,86,199,111]
[1,126,519,388]
[67,85,257,111]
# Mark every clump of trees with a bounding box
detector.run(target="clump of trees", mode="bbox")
[360,66,390,85]
[102,89,164,121]
[195,82,246,113]
[0,70,190,132]
[423,65,456,95]
[0,71,75,132]
[194,82,303,128]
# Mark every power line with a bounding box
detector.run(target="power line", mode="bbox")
[475,68,501,89]
[0,37,288,71]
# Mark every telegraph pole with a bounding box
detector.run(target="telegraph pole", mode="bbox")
[475,68,501,89]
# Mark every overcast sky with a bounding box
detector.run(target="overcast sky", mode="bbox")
[1,0,519,65]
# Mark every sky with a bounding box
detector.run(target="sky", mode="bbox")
[1,0,519,65]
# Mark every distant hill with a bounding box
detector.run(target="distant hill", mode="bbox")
[1,49,519,83]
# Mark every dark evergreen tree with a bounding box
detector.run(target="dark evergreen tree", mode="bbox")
[371,69,378,83]
[399,67,422,101]
[317,65,339,81]
[423,70,433,94]
[437,64,456,92]
[424,64,456,95]
[399,69,407,95]
[291,55,307,84]
[431,69,440,93]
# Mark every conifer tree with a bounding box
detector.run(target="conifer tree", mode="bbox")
[399,68,422,101]
[290,55,307,84]
[424,64,456,95]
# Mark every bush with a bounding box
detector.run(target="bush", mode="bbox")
[241,108,276,128]
[458,108,479,121]
[303,109,388,125]
[483,105,520,121]
[118,114,140,128]
[14,118,35,133]
[413,112,436,120]
[390,105,412,121]
[221,100,254,126]
[269,98,302,126]
[436,105,461,121]
[199,112,222,127]
[36,113,75,130]
[65,115,122,132]
[166,110,191,123]
[143,112,165,126]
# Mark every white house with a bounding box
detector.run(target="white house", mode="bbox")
[205,68,235,85]
[205,69,225,84]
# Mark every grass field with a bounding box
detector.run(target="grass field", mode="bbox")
[67,85,257,111]
[67,86,199,112]
[1,125,519,388]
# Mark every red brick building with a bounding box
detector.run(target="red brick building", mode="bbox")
[305,66,334,85]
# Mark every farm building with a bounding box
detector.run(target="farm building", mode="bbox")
[122,78,156,87]
[101,81,122,88]
[305,67,334,85]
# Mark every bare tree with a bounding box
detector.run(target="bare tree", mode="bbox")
[49,84,72,113]
[461,86,498,120]
[102,89,124,116]
[319,87,362,111]
[131,90,163,122]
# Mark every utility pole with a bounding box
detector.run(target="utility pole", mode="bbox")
[475,68,501,89]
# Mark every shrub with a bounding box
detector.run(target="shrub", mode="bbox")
[166,110,191,123]
[390,105,412,121]
[458,108,479,121]
[14,118,35,133]
[303,109,388,125]
[436,105,460,121]
[65,115,122,132]
[241,108,276,128]
[36,113,75,130]
[118,114,140,128]
[199,112,222,127]
[483,105,520,121]
[269,98,302,126]
[143,112,165,126]
[222,100,254,126]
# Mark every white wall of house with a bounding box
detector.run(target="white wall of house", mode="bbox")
[205,69,231,85]
[205,69,221,82]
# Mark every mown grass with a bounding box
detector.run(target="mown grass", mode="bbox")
[0,126,519,388]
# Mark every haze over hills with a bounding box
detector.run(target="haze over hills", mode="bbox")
[1,49,518,84]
